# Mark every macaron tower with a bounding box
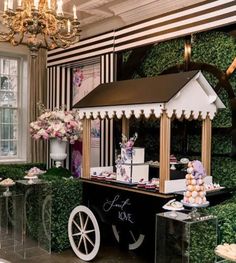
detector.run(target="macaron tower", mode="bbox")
[183,160,207,205]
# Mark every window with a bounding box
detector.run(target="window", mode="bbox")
[0,53,28,162]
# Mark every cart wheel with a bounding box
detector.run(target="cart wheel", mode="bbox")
[68,205,100,261]
[112,224,145,250]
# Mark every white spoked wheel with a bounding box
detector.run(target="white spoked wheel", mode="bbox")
[112,225,145,250]
[68,205,100,261]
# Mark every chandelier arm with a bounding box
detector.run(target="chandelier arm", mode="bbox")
[43,34,58,50]
[10,32,24,46]
[0,32,14,42]
[0,0,81,57]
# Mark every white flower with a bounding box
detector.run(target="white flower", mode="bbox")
[64,114,73,122]
[55,111,65,120]
[29,106,82,144]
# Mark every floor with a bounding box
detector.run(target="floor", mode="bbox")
[0,228,152,263]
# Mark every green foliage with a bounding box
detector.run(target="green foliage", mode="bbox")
[48,178,82,252]
[0,163,46,180]
[212,135,232,155]
[43,166,72,179]
[192,31,236,71]
[211,157,236,188]
[206,197,236,245]
[187,219,217,263]
[141,38,185,76]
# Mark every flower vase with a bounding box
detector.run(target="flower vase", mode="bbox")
[50,139,67,168]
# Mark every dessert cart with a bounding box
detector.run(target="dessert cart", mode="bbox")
[68,70,225,261]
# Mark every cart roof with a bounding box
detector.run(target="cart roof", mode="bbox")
[74,70,225,120]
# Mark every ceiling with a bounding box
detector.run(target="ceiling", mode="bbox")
[0,0,211,39]
[65,0,208,39]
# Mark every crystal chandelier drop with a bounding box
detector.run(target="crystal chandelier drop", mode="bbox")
[0,0,80,57]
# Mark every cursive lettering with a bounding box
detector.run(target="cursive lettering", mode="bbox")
[103,195,131,212]
[118,211,134,223]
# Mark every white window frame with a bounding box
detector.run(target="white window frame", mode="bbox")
[0,44,29,163]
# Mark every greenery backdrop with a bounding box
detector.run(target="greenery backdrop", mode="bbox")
[125,30,236,187]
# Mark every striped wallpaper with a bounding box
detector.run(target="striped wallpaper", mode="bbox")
[47,53,116,168]
[47,0,235,67]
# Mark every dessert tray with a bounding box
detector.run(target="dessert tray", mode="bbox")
[181,200,210,208]
[215,243,236,262]
[24,175,39,184]
[163,199,184,217]
[24,167,46,184]
[0,178,15,187]
[0,178,15,196]
[180,158,190,164]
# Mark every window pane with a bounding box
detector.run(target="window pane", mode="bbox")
[1,140,9,156]
[9,141,17,156]
[0,91,17,107]
[8,76,18,91]
[0,56,19,159]
[10,60,17,75]
[0,108,17,124]
[1,59,10,75]
[0,75,9,90]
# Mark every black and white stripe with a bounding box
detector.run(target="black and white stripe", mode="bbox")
[100,53,116,166]
[47,66,72,168]
[47,0,235,66]
[47,54,116,168]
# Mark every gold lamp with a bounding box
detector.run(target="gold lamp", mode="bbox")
[0,0,80,57]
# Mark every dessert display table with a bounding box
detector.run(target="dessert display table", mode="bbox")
[155,211,218,263]
[0,192,23,250]
[14,180,51,259]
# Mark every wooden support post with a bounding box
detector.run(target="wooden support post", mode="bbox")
[201,115,212,176]
[159,111,171,193]
[82,118,91,178]
[122,115,129,137]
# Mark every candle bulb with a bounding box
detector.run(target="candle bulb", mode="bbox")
[8,0,13,10]
[34,0,39,9]
[57,0,63,15]
[4,0,7,11]
[18,0,22,7]
[73,5,77,19]
[48,0,51,9]
[67,19,71,33]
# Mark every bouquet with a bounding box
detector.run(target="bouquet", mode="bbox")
[119,133,138,159]
[29,104,82,144]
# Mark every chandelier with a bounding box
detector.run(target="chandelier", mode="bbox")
[0,0,80,57]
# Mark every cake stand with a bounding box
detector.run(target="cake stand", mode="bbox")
[170,162,178,170]
[24,175,38,184]
[162,204,184,218]
[181,201,210,219]
[1,183,15,197]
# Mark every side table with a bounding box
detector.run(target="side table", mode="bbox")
[14,180,51,259]
[0,192,23,250]
[155,211,218,263]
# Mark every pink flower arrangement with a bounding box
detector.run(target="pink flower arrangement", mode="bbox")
[120,133,138,156]
[29,106,82,144]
